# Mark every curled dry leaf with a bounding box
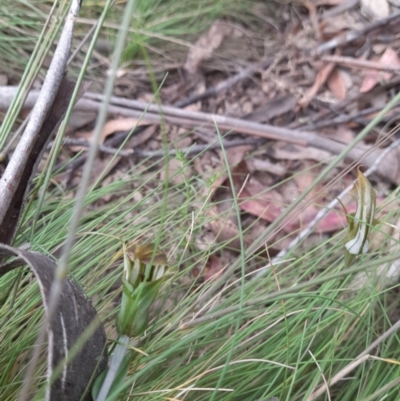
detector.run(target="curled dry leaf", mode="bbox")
[247,158,286,177]
[0,245,107,401]
[327,67,347,100]
[360,47,400,93]
[298,62,336,108]
[72,118,147,151]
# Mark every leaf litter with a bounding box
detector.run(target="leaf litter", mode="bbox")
[4,3,400,400]
[4,2,400,286]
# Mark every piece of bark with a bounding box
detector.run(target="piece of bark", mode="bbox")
[0,244,107,401]
[0,78,89,245]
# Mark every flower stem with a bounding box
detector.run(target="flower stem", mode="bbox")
[96,335,130,401]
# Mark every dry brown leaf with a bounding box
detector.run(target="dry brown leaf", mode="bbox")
[198,146,252,199]
[336,127,356,144]
[281,166,322,232]
[203,254,223,281]
[184,20,241,75]
[86,126,157,187]
[74,118,146,151]
[169,126,193,148]
[327,68,347,100]
[239,177,283,223]
[68,110,97,130]
[360,48,400,93]
[225,145,254,167]
[203,206,251,250]
[127,124,157,148]
[298,62,336,108]
[239,197,282,222]
[160,158,192,185]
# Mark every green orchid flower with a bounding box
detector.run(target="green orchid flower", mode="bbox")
[339,167,379,267]
[116,242,170,337]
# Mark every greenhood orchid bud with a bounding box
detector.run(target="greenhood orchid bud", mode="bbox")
[116,243,170,337]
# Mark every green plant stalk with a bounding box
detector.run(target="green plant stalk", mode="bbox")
[349,373,400,401]
[163,251,400,331]
[138,42,169,267]
[29,0,115,238]
[95,335,130,401]
[0,1,63,150]
[209,124,246,401]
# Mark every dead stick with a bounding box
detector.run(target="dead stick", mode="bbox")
[301,106,385,131]
[173,58,274,108]
[321,55,400,73]
[2,88,397,182]
[319,0,358,20]
[291,76,400,129]
[57,137,265,158]
[315,10,400,55]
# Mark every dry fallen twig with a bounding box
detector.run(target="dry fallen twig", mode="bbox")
[301,105,397,131]
[291,76,400,130]
[56,137,264,158]
[315,10,400,55]
[319,0,358,19]
[174,57,274,108]
[321,55,400,73]
[2,86,400,183]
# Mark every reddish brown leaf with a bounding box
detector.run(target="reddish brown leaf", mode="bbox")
[298,62,336,108]
[238,177,283,222]
[204,254,223,281]
[360,48,400,93]
[327,68,347,99]
[73,118,147,151]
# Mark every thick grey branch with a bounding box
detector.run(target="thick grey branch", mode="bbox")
[0,0,80,230]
